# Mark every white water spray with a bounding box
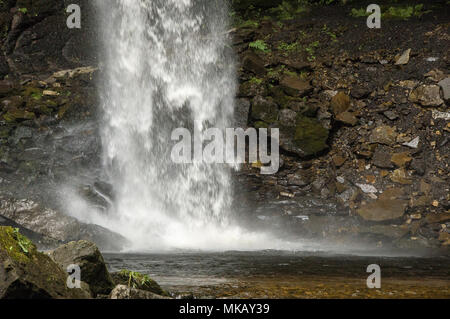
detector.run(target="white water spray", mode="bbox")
[64,0,314,252]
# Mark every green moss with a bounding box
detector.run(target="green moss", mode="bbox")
[249,77,263,85]
[293,116,329,155]
[0,227,35,264]
[114,269,169,296]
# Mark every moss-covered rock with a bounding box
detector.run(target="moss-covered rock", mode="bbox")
[111,270,169,297]
[0,226,88,299]
[250,95,278,124]
[279,116,329,157]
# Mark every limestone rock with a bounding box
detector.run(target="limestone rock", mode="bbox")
[438,77,450,102]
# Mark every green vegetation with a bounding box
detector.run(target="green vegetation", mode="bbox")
[249,40,271,53]
[269,0,309,21]
[322,24,337,42]
[249,77,263,85]
[350,4,431,19]
[305,41,319,61]
[278,41,302,56]
[117,269,168,296]
[12,228,32,254]
[18,7,28,14]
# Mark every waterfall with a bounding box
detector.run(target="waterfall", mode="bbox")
[61,0,309,252]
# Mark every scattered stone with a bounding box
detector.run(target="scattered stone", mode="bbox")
[410,158,426,175]
[409,85,444,107]
[438,77,450,102]
[47,240,114,297]
[0,227,88,299]
[370,125,397,145]
[287,171,312,187]
[330,92,350,115]
[51,66,98,80]
[336,111,358,126]
[109,285,171,299]
[280,76,312,97]
[390,168,412,185]
[391,152,412,167]
[332,154,346,167]
[43,90,59,96]
[383,110,398,120]
[395,49,411,65]
[336,176,345,184]
[280,191,295,198]
[356,183,378,194]
[431,110,450,121]
[372,145,394,168]
[402,136,420,149]
[425,213,450,224]
[250,96,278,123]
[356,188,407,221]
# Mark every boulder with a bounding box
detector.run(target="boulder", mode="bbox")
[330,92,350,115]
[250,96,278,124]
[0,226,88,299]
[47,240,114,297]
[111,270,168,296]
[242,53,266,76]
[109,285,171,300]
[0,198,128,251]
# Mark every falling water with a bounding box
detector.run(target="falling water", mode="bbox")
[63,0,313,252]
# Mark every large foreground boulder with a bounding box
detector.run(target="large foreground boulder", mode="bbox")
[0,226,88,299]
[0,198,127,251]
[109,285,171,300]
[47,240,114,297]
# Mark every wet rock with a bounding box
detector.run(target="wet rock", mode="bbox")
[109,285,171,300]
[3,108,35,123]
[391,152,412,168]
[250,96,278,123]
[395,49,411,65]
[356,184,377,194]
[0,198,127,251]
[0,227,88,299]
[242,53,266,76]
[356,188,407,222]
[235,98,250,128]
[438,77,450,102]
[48,241,114,297]
[425,212,450,224]
[111,270,168,296]
[409,85,444,107]
[287,170,312,187]
[369,125,397,145]
[0,80,15,97]
[330,92,350,115]
[372,145,394,168]
[279,116,329,157]
[280,76,312,97]
[360,225,409,239]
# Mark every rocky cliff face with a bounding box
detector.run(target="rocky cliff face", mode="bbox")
[0,1,449,251]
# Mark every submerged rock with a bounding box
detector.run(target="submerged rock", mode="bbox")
[0,226,88,299]
[48,240,114,297]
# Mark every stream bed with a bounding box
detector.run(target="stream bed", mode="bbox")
[104,251,450,298]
